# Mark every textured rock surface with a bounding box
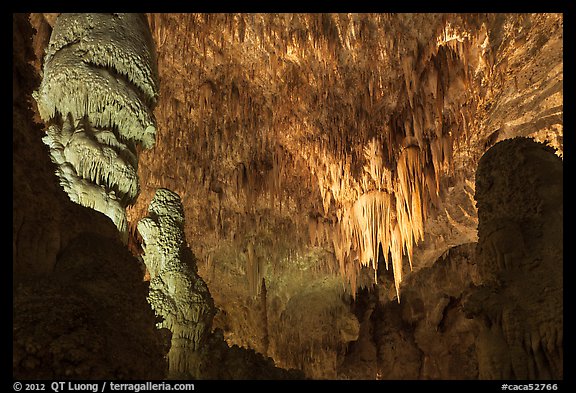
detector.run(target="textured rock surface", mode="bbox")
[465,138,563,379]
[13,234,170,379]
[16,13,303,381]
[139,188,304,379]
[14,14,120,278]
[120,14,562,377]
[138,188,215,378]
[34,13,159,237]
[339,243,480,379]
[339,138,564,381]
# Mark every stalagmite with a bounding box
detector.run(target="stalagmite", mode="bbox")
[138,188,215,378]
[466,138,563,379]
[34,13,159,240]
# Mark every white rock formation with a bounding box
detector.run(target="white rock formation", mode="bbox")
[34,13,159,239]
[138,188,215,379]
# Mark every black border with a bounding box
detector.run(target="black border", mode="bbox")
[10,2,574,390]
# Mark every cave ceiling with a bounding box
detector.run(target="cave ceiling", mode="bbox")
[119,13,562,288]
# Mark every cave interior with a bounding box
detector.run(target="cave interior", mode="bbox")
[13,12,564,381]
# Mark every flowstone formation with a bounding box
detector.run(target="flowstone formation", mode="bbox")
[138,188,215,378]
[34,13,159,239]
[465,137,563,379]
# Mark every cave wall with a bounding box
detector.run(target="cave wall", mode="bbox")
[124,13,561,378]
[339,243,480,379]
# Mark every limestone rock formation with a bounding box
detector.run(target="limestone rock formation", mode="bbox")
[34,13,159,238]
[339,243,481,379]
[465,138,563,379]
[339,138,564,381]
[138,188,215,378]
[18,12,564,380]
[13,14,169,379]
[268,276,360,378]
[122,14,562,375]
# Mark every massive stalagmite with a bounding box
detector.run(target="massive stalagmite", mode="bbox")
[138,188,215,379]
[137,188,304,380]
[465,137,563,379]
[34,13,159,239]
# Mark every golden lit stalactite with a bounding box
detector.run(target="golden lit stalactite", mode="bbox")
[123,17,562,376]
[396,144,428,270]
[297,14,504,303]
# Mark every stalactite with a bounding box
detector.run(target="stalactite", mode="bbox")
[246,239,261,296]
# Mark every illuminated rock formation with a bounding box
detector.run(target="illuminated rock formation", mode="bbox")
[465,138,563,379]
[138,188,215,378]
[19,12,564,380]
[123,13,562,377]
[34,13,159,239]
